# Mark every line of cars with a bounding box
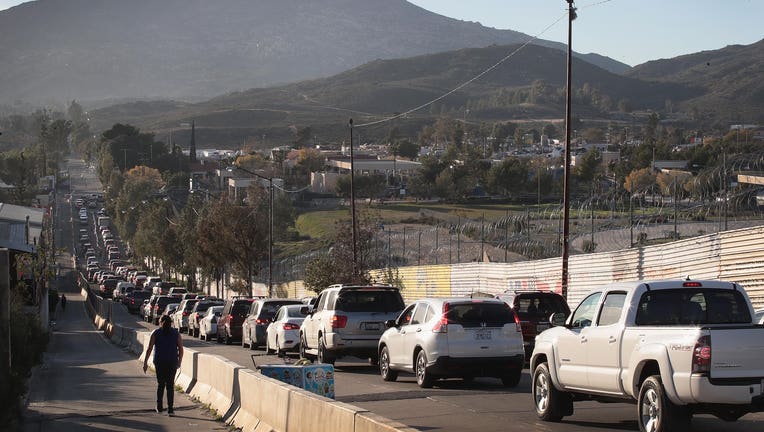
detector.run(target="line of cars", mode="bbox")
[179,284,570,390]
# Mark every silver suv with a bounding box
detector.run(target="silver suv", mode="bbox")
[299,285,405,365]
[378,297,525,388]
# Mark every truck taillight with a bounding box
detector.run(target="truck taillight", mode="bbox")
[433,302,450,333]
[512,307,523,333]
[330,315,347,329]
[283,323,300,330]
[692,335,712,374]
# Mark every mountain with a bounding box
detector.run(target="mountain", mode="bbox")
[0,0,629,105]
[627,39,764,122]
[89,43,697,148]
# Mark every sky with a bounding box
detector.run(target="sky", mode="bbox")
[0,0,762,66]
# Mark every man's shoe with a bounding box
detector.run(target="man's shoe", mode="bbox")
[167,409,175,417]
[155,405,163,413]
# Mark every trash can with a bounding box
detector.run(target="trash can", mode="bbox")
[259,363,335,399]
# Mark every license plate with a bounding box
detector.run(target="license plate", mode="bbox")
[363,322,380,331]
[475,330,492,340]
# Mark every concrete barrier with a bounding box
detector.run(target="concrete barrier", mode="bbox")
[286,388,366,432]
[176,348,198,392]
[355,413,421,432]
[229,369,291,432]
[190,354,242,419]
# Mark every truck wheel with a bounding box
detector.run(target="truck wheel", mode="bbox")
[501,368,522,388]
[532,362,572,422]
[318,336,335,365]
[638,375,690,432]
[379,346,398,382]
[415,350,434,388]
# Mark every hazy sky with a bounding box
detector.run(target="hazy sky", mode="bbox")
[1,0,762,66]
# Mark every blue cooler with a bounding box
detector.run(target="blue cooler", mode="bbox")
[259,363,335,399]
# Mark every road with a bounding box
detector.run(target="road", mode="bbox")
[66,157,764,432]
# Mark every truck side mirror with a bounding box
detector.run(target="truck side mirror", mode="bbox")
[550,312,567,327]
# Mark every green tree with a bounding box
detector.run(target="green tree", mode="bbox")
[388,139,420,160]
[574,148,602,182]
[487,157,529,196]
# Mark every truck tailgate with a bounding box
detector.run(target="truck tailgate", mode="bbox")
[709,327,764,379]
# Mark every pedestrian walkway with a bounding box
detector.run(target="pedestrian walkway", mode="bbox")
[24,290,227,432]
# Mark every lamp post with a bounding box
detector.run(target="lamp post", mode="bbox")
[227,166,273,297]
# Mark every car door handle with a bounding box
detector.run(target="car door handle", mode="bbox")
[400,330,406,334]
[608,336,617,343]
[416,328,422,332]
[580,336,587,343]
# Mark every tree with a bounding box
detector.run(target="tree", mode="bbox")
[388,139,419,160]
[487,157,529,196]
[542,123,558,139]
[624,168,656,194]
[580,128,605,143]
[573,148,602,182]
[295,148,325,174]
[303,212,381,292]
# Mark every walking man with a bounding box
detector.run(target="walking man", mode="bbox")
[143,314,184,416]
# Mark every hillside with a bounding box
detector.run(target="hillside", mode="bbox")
[0,0,628,105]
[89,43,699,147]
[628,39,764,122]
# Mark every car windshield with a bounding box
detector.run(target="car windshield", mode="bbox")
[335,290,405,313]
[446,302,515,328]
[635,288,752,325]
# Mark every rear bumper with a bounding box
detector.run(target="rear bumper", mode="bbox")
[325,333,380,357]
[689,375,764,407]
[428,354,525,377]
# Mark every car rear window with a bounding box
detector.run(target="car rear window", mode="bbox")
[635,289,752,325]
[446,302,515,328]
[232,301,252,316]
[514,294,569,320]
[335,290,405,313]
[260,301,302,319]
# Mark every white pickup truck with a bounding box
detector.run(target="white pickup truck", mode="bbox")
[530,279,764,432]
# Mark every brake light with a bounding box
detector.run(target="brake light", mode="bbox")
[512,306,523,333]
[330,315,347,329]
[283,323,300,330]
[432,302,450,333]
[182,311,188,316]
[256,318,269,325]
[692,335,712,374]
[683,282,703,288]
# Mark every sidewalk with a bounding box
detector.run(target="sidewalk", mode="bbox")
[24,289,227,432]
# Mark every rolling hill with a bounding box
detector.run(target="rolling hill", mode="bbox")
[0,0,629,106]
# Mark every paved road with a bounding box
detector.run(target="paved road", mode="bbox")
[69,157,764,432]
[24,165,225,432]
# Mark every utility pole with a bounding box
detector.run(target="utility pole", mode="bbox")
[561,0,577,300]
[1,249,11,396]
[349,119,358,278]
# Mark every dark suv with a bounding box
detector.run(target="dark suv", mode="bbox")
[216,297,254,344]
[494,290,570,357]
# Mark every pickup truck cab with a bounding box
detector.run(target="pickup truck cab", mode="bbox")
[531,279,764,432]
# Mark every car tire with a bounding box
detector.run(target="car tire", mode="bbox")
[501,369,522,388]
[638,375,690,432]
[276,337,285,358]
[415,350,433,388]
[532,362,572,422]
[299,333,313,360]
[317,336,335,365]
[379,346,398,382]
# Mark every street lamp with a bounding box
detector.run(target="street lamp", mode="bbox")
[227,166,273,297]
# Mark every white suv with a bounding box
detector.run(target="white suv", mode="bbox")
[299,285,405,364]
[378,297,525,388]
